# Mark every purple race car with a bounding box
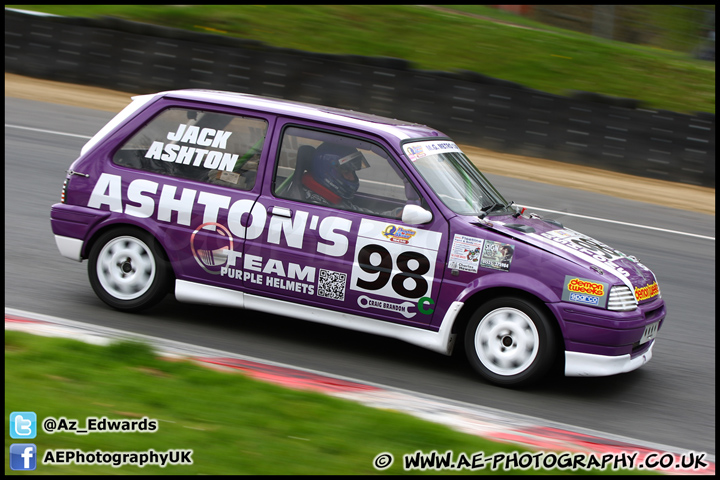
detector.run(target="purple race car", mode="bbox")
[50,90,665,387]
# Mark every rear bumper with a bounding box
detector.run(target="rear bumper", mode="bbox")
[54,235,84,262]
[50,203,110,260]
[565,340,654,377]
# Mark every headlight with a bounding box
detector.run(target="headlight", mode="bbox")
[607,285,637,311]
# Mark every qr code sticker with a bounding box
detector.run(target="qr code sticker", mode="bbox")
[317,269,347,301]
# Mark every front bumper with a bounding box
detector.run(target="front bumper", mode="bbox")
[548,296,666,358]
[565,340,654,377]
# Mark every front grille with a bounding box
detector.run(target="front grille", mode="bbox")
[643,305,664,323]
[607,285,637,311]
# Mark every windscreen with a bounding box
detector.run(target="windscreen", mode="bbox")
[403,140,508,215]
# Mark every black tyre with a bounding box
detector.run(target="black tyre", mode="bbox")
[88,228,171,312]
[464,296,557,387]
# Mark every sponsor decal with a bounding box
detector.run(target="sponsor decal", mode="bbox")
[635,281,660,302]
[569,292,600,306]
[448,236,514,273]
[480,240,514,272]
[567,278,605,296]
[356,296,435,319]
[358,295,417,318]
[403,140,463,161]
[448,234,484,273]
[405,145,425,158]
[418,297,434,315]
[382,225,417,244]
[190,222,233,274]
[562,275,609,308]
[531,228,651,293]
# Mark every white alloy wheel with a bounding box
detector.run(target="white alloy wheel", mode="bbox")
[473,307,539,377]
[464,296,557,387]
[88,228,170,312]
[96,235,156,300]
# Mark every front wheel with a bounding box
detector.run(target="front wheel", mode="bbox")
[88,228,171,312]
[465,296,557,387]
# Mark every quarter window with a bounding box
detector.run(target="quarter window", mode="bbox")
[113,108,267,190]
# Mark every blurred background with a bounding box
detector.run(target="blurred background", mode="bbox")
[5,6,715,474]
[6,5,714,187]
[509,5,715,60]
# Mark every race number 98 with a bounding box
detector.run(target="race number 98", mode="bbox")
[350,220,441,301]
[356,244,430,298]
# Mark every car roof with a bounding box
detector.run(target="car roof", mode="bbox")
[155,89,447,144]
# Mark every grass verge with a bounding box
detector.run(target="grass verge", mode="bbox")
[5,330,647,475]
[6,5,715,113]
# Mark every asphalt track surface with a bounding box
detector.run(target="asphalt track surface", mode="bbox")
[4,93,715,458]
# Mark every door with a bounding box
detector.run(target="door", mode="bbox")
[242,123,448,326]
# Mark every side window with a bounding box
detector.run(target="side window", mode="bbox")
[273,127,418,217]
[113,108,267,190]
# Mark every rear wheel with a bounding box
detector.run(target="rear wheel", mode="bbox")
[465,296,557,387]
[88,228,170,312]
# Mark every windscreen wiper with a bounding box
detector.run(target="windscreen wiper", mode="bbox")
[477,202,506,219]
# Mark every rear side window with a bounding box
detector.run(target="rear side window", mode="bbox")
[113,108,267,190]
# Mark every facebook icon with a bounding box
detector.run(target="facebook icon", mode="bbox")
[10,444,37,471]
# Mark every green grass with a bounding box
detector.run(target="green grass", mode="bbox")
[5,331,649,475]
[7,5,715,113]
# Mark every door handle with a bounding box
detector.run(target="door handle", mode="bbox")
[269,206,292,217]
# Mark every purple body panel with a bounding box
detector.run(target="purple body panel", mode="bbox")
[50,89,666,377]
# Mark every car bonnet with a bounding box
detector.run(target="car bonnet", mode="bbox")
[481,215,659,300]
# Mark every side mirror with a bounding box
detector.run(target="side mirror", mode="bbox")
[402,204,433,225]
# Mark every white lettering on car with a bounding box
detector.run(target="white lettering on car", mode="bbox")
[144,123,239,171]
[125,179,158,218]
[317,217,352,257]
[268,210,308,249]
[197,192,231,231]
[88,173,123,212]
[220,249,317,295]
[87,173,351,258]
[158,184,196,225]
[166,124,232,149]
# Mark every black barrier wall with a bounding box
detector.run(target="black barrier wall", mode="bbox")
[5,9,715,187]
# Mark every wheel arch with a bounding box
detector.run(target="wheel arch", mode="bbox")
[451,286,565,353]
[83,221,176,282]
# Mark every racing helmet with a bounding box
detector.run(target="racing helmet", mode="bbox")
[310,142,369,200]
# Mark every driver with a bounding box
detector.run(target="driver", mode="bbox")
[301,142,369,207]
[299,141,405,218]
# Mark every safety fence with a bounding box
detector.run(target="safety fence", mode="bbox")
[5,9,714,187]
